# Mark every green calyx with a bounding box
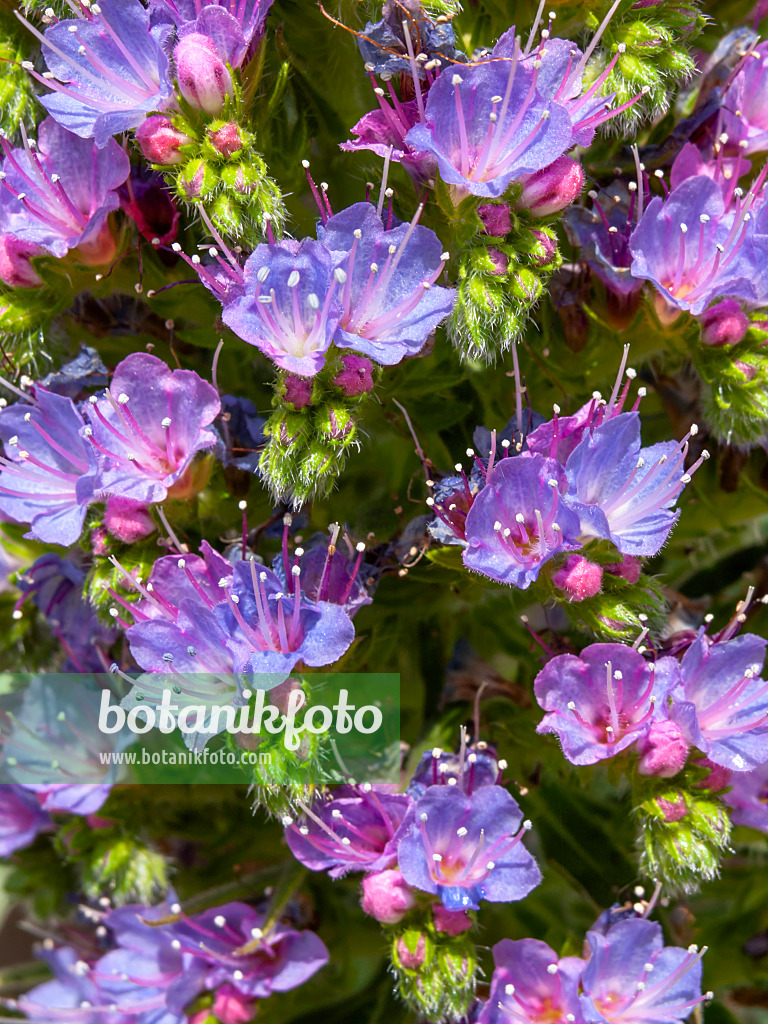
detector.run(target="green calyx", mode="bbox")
[633,772,733,896]
[584,1,706,134]
[390,924,477,1023]
[148,91,286,246]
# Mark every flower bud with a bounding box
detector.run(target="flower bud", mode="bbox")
[693,758,732,792]
[395,930,428,970]
[361,869,417,924]
[0,235,43,288]
[212,985,257,1024]
[175,33,234,115]
[477,202,512,237]
[207,121,245,159]
[282,374,313,409]
[318,404,355,441]
[700,299,749,347]
[637,720,689,778]
[135,115,193,166]
[516,156,584,217]
[656,793,688,822]
[176,158,219,202]
[552,555,602,602]
[605,555,642,584]
[734,359,758,382]
[486,246,509,276]
[104,496,156,543]
[332,353,375,396]
[432,905,472,936]
[529,229,558,266]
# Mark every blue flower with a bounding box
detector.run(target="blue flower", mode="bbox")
[320,202,454,366]
[21,0,174,147]
[0,385,93,547]
[0,118,129,262]
[667,632,768,772]
[564,413,706,558]
[580,918,706,1024]
[394,783,541,911]
[0,785,52,858]
[462,453,582,588]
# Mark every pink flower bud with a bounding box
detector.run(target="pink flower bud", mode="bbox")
[212,985,257,1024]
[90,526,111,556]
[361,869,417,924]
[477,202,512,237]
[552,555,602,601]
[104,496,156,543]
[693,758,732,792]
[208,122,245,158]
[175,33,234,115]
[516,156,584,217]
[700,299,749,347]
[530,229,557,266]
[135,115,193,165]
[605,556,642,584]
[332,353,375,396]
[657,793,688,822]
[396,932,427,969]
[637,720,689,778]
[283,374,313,409]
[432,904,472,936]
[487,246,509,275]
[734,360,757,381]
[0,236,43,288]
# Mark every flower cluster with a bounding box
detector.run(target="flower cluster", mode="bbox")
[14,896,328,1024]
[427,353,706,592]
[474,912,708,1024]
[284,741,539,921]
[535,629,768,776]
[0,351,219,547]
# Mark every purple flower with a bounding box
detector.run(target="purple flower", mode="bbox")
[126,557,354,676]
[564,181,645,301]
[406,744,501,798]
[0,785,52,857]
[404,52,573,200]
[319,202,454,365]
[629,175,762,316]
[668,632,768,772]
[284,784,412,877]
[151,0,274,68]
[272,529,372,618]
[14,552,116,672]
[340,96,438,188]
[98,898,328,1019]
[21,0,174,147]
[18,946,129,1024]
[395,783,541,911]
[563,413,705,558]
[580,918,706,1024]
[724,762,768,831]
[721,41,768,156]
[0,118,129,262]
[216,561,356,673]
[81,352,220,505]
[402,28,623,201]
[462,454,582,588]
[2,676,130,811]
[534,644,675,766]
[221,238,342,376]
[0,385,93,546]
[477,938,586,1024]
